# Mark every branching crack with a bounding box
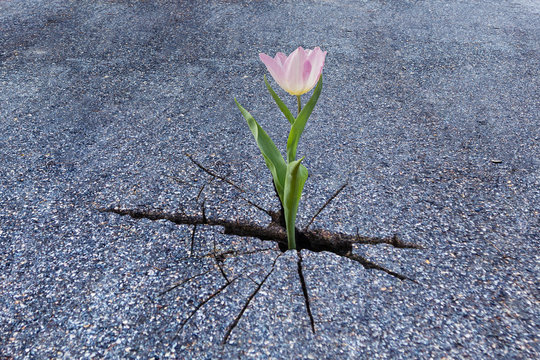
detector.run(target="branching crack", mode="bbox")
[215,257,230,283]
[221,253,282,344]
[173,277,238,341]
[99,207,420,256]
[175,247,276,263]
[344,252,416,282]
[304,182,348,232]
[159,269,213,296]
[297,251,315,333]
[213,237,230,284]
[212,248,276,259]
[186,154,272,216]
[100,206,418,281]
[100,157,424,342]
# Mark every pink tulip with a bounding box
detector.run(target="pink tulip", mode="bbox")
[259,46,327,96]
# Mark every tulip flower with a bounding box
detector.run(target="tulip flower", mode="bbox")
[259,47,326,96]
[235,46,325,250]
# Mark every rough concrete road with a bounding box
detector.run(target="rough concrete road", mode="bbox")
[1,0,538,358]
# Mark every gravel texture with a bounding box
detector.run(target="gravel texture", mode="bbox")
[1,0,538,358]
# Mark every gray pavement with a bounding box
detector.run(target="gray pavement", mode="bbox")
[1,0,539,358]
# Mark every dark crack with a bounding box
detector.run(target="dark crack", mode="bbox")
[221,253,282,344]
[99,207,420,256]
[304,182,348,232]
[176,247,276,263]
[173,277,238,341]
[297,251,315,333]
[196,178,210,202]
[212,237,231,284]
[186,154,272,216]
[215,257,230,283]
[344,252,416,282]
[98,158,423,343]
[159,269,213,296]
[99,206,420,282]
[190,224,197,256]
[212,248,276,259]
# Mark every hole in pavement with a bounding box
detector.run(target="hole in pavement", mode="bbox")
[98,156,422,344]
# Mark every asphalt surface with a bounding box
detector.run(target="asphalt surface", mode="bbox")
[1,0,539,358]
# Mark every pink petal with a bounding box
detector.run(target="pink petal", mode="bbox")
[275,52,287,66]
[303,61,312,82]
[259,52,285,86]
[283,47,308,95]
[304,47,326,92]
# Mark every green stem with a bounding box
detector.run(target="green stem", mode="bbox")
[285,95,302,249]
[287,218,296,249]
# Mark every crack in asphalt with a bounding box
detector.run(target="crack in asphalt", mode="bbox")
[186,153,272,216]
[189,224,197,256]
[99,207,420,256]
[172,276,239,342]
[212,237,231,284]
[99,158,422,340]
[100,204,420,341]
[304,182,348,232]
[221,253,282,345]
[158,269,213,297]
[297,251,315,333]
[344,252,416,282]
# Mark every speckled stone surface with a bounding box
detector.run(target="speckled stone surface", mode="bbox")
[1,0,538,358]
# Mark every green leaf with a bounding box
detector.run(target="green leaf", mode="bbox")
[286,75,323,162]
[264,75,295,125]
[283,158,308,249]
[235,98,287,200]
